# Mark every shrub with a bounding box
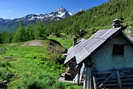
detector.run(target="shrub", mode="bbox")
[28,81,43,89]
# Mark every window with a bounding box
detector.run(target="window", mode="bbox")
[113,44,124,56]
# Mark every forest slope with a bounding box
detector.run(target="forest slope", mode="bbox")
[45,0,133,35]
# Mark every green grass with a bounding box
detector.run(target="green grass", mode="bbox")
[48,35,73,49]
[0,41,82,89]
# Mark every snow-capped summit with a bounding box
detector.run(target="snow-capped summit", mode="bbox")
[56,8,72,19]
[0,8,72,32]
[14,8,73,24]
[57,8,67,13]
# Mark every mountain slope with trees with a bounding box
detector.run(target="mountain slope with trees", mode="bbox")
[44,0,133,36]
[1,0,133,44]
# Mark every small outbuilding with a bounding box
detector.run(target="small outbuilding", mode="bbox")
[63,20,133,89]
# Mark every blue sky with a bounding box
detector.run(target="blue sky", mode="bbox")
[0,0,108,19]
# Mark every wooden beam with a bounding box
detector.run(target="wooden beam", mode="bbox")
[116,70,122,89]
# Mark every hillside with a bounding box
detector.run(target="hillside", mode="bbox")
[1,0,133,35]
[44,0,133,36]
[1,0,133,43]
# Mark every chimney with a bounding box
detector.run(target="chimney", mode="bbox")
[112,19,123,28]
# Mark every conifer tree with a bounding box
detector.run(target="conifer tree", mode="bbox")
[0,32,11,43]
[12,22,27,42]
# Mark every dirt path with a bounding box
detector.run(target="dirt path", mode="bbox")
[23,40,43,46]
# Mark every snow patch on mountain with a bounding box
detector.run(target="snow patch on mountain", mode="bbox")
[22,8,72,23]
[0,8,72,25]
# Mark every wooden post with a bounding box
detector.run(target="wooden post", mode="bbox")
[87,68,92,89]
[77,70,80,85]
[116,70,122,89]
[89,75,92,89]
[83,67,92,89]
[83,67,87,89]
[80,63,85,85]
[93,75,97,89]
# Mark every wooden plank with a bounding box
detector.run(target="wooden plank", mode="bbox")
[105,83,118,86]
[122,72,133,82]
[122,82,133,85]
[103,83,118,87]
[94,71,112,75]
[98,72,114,88]
[96,78,117,82]
[116,70,122,89]
[93,69,133,89]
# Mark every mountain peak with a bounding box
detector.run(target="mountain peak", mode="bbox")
[21,8,72,23]
[0,8,72,24]
[0,8,72,32]
[57,8,67,13]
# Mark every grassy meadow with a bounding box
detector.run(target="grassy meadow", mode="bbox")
[0,38,81,89]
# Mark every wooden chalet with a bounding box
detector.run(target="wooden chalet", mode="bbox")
[63,20,133,89]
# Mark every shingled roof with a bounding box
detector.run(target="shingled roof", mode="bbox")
[64,27,126,64]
